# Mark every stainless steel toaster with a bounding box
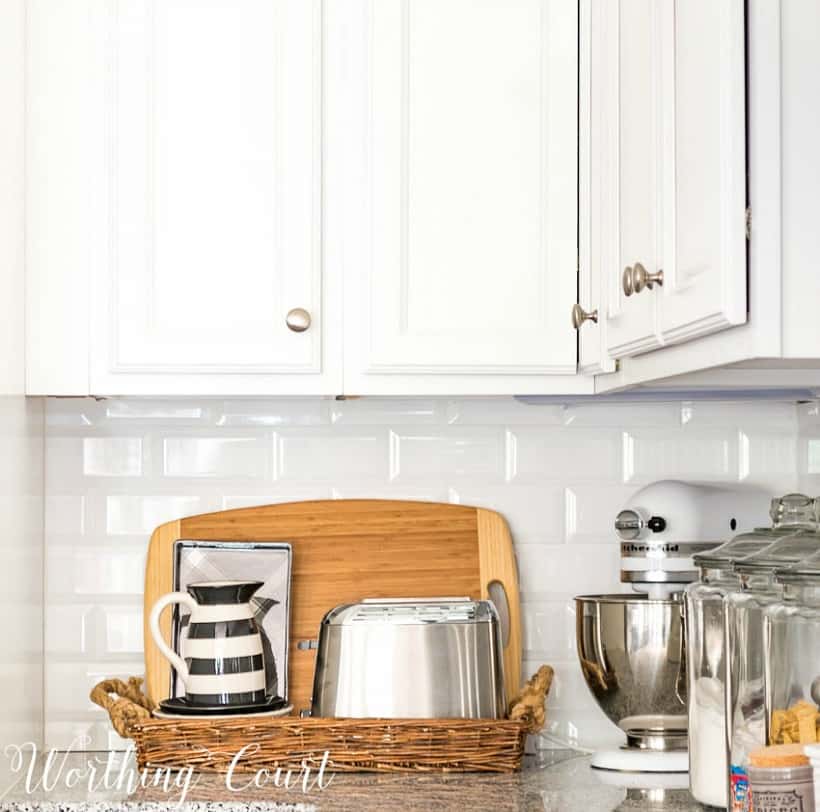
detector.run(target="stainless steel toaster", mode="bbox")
[310,597,506,719]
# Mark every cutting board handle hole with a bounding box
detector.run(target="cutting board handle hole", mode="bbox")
[487,580,510,648]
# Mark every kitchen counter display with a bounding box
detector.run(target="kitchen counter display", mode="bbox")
[0,751,709,812]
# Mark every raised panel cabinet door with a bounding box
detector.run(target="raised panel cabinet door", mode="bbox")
[605,0,664,359]
[89,0,334,392]
[577,0,615,375]
[657,0,747,343]
[345,0,579,387]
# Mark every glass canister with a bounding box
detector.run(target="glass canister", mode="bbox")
[765,548,820,754]
[686,495,815,808]
[725,504,820,811]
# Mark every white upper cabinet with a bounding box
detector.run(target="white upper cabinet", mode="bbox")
[342,0,584,395]
[28,0,341,396]
[604,0,747,362]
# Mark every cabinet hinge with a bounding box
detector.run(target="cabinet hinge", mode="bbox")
[745,206,751,240]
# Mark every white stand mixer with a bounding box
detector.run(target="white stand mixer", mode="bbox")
[575,481,768,774]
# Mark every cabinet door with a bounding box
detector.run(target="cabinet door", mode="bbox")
[605,0,663,359]
[343,0,582,394]
[657,0,747,343]
[605,0,746,362]
[577,0,615,374]
[87,0,338,394]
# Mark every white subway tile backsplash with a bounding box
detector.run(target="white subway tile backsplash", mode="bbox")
[83,437,143,477]
[332,398,442,425]
[562,402,680,428]
[390,428,505,481]
[47,545,145,597]
[276,428,389,481]
[508,428,621,482]
[43,396,807,750]
[45,495,85,537]
[218,399,330,427]
[515,542,621,599]
[445,398,565,426]
[739,431,798,488]
[624,427,738,483]
[102,605,144,655]
[221,488,332,510]
[163,436,266,478]
[522,600,576,660]
[45,605,92,655]
[105,494,213,535]
[105,400,208,423]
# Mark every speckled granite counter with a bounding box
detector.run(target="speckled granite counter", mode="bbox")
[0,751,710,812]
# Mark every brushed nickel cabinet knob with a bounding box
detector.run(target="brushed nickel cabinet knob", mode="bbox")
[571,303,598,329]
[632,263,664,293]
[622,266,635,297]
[285,307,311,332]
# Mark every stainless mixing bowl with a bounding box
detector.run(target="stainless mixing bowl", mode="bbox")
[575,594,688,750]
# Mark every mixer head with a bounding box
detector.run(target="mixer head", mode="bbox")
[614,481,770,597]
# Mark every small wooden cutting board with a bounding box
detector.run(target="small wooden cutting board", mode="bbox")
[144,499,522,715]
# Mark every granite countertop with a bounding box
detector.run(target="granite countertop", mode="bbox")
[0,750,709,812]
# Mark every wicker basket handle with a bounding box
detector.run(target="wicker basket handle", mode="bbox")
[89,677,154,739]
[507,665,554,735]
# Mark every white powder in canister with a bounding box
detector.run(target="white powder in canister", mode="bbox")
[690,676,728,808]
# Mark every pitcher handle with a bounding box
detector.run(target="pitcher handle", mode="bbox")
[149,592,197,687]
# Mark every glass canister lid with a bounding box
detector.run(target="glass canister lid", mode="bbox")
[771,493,817,528]
[774,546,820,583]
[733,495,820,574]
[735,531,820,574]
[693,495,816,571]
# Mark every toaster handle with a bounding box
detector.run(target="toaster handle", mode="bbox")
[477,508,522,704]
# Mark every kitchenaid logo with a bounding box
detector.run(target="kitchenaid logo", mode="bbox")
[621,542,682,554]
[1,739,333,808]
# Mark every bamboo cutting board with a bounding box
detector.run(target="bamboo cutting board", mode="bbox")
[143,499,522,715]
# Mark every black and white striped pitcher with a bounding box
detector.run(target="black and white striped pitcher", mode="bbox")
[149,580,267,707]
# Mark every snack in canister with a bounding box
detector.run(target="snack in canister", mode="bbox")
[769,700,820,744]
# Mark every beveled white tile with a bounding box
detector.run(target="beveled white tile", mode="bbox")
[508,428,621,482]
[45,398,100,427]
[275,428,389,481]
[218,399,330,426]
[682,400,797,430]
[564,484,634,544]
[163,436,266,478]
[445,398,564,425]
[390,428,505,481]
[515,542,621,599]
[83,437,143,477]
[562,402,680,427]
[332,485,449,502]
[46,661,144,717]
[521,600,576,660]
[739,431,798,488]
[449,485,564,544]
[105,494,212,535]
[45,604,93,655]
[102,604,143,654]
[221,488,332,510]
[45,494,85,536]
[331,398,443,425]
[623,428,738,483]
[105,400,209,422]
[47,545,145,596]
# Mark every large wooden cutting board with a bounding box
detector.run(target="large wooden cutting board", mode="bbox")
[144,499,521,715]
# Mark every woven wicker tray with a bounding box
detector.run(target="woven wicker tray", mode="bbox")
[91,666,553,774]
